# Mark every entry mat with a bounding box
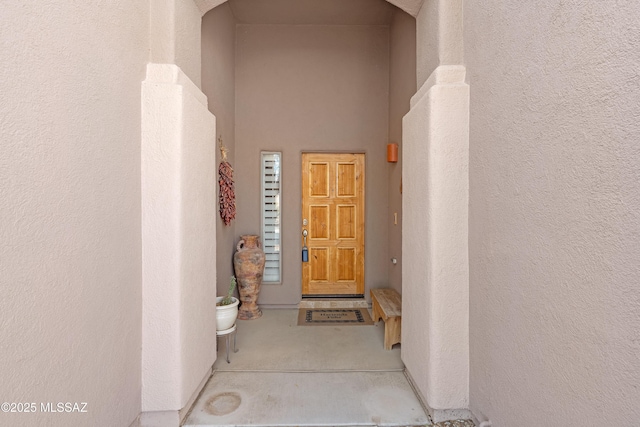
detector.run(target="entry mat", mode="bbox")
[297,308,374,326]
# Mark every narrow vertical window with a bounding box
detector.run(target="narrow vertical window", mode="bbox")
[261,152,281,283]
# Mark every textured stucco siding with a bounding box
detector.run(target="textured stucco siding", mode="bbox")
[466,1,640,425]
[0,2,149,426]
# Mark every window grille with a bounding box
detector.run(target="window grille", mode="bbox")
[261,152,281,283]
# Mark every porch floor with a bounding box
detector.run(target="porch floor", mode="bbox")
[183,308,431,426]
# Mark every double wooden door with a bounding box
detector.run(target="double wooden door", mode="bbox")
[302,153,365,296]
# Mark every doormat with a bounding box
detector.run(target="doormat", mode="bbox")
[297,308,374,326]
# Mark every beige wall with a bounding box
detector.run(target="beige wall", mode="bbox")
[466,1,640,425]
[416,0,463,88]
[202,4,238,296]
[0,2,148,426]
[151,0,203,87]
[235,24,391,304]
[388,10,416,294]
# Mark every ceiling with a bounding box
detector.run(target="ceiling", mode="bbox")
[227,0,400,25]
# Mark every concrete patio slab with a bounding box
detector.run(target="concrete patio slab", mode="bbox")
[213,309,403,372]
[184,371,430,426]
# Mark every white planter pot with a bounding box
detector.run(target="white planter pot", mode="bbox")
[216,296,239,331]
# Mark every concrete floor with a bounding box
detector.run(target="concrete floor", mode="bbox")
[183,309,431,426]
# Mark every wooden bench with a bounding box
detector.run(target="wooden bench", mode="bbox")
[370,288,401,350]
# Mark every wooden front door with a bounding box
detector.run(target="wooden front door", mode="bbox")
[302,153,365,296]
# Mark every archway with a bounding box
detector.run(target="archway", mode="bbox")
[141,0,469,424]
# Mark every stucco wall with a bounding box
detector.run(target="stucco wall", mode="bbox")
[235,24,390,304]
[466,1,640,425]
[402,0,469,419]
[388,10,417,295]
[151,0,203,87]
[141,64,217,416]
[0,2,148,426]
[403,66,469,417]
[202,4,238,296]
[416,0,463,88]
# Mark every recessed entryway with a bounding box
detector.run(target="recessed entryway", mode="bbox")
[202,2,409,305]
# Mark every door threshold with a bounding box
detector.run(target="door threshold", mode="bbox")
[299,298,369,309]
[302,294,364,299]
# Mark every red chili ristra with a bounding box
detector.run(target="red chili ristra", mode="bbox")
[218,161,236,225]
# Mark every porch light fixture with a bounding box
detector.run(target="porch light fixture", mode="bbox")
[387,143,398,163]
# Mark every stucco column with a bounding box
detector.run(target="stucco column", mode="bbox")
[402,65,470,422]
[150,0,203,87]
[141,64,217,426]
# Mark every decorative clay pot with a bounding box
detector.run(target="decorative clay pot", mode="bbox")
[233,235,266,320]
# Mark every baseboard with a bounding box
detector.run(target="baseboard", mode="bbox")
[432,420,476,427]
[429,408,476,424]
[128,414,141,427]
[140,367,213,427]
[179,367,213,421]
[139,410,180,427]
[403,369,475,424]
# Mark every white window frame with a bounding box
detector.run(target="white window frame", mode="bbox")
[260,151,282,283]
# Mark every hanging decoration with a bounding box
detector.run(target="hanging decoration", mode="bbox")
[218,136,236,226]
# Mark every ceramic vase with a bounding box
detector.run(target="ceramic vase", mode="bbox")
[233,235,266,320]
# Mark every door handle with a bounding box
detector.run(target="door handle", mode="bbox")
[302,229,308,262]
